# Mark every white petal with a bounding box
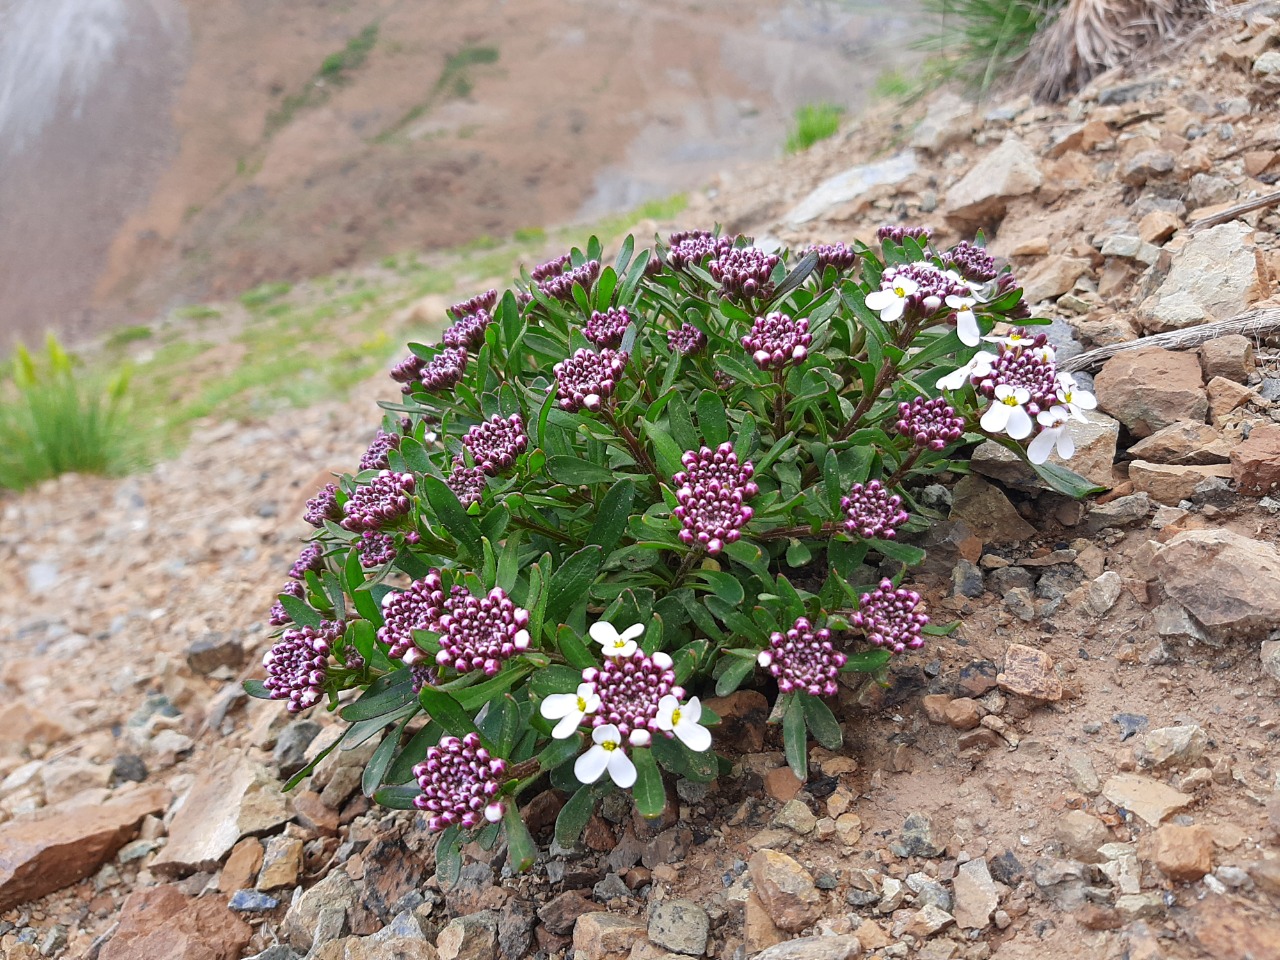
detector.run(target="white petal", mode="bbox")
[1075,391,1097,410]
[1006,406,1034,440]
[651,651,673,670]
[1026,428,1056,465]
[655,695,679,731]
[618,623,645,642]
[1056,428,1075,459]
[865,289,896,311]
[936,367,969,391]
[980,402,1011,433]
[956,310,981,347]
[540,693,580,720]
[607,749,637,788]
[552,711,584,739]
[574,745,609,784]
[593,723,622,745]
[897,277,921,296]
[882,299,906,323]
[676,720,713,753]
[588,622,619,646]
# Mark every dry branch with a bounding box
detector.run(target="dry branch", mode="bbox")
[1059,307,1280,372]
[1189,189,1280,232]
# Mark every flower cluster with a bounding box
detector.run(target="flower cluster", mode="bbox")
[357,530,397,568]
[553,348,628,413]
[359,429,401,471]
[304,482,341,528]
[416,347,470,393]
[270,579,306,626]
[442,309,493,351]
[413,733,506,832]
[841,480,909,540]
[446,458,487,508]
[866,262,971,324]
[894,397,966,450]
[530,254,571,282]
[378,570,449,662]
[804,242,858,274]
[263,620,344,712]
[758,617,846,697]
[741,312,811,370]
[537,260,601,301]
[341,471,415,531]
[666,230,735,270]
[853,580,928,654]
[583,307,632,348]
[462,415,528,475]
[290,543,325,580]
[877,224,931,244]
[709,246,779,301]
[449,289,498,319]
[390,354,427,393]
[942,241,998,283]
[672,443,759,555]
[434,586,532,676]
[666,323,707,355]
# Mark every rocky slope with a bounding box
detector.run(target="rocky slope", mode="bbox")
[3,7,1280,960]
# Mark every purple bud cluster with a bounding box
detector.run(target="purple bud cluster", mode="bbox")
[741,312,811,370]
[666,230,735,270]
[449,289,498,319]
[582,650,683,738]
[840,480,909,540]
[942,241,998,283]
[878,262,970,316]
[442,309,492,351]
[270,579,306,626]
[461,414,527,475]
[530,254,572,282]
[876,225,932,244]
[446,458,487,509]
[666,323,707,355]
[341,471,416,531]
[995,274,1031,319]
[853,579,929,654]
[973,334,1059,416]
[538,260,601,301]
[378,570,448,662]
[553,348,628,413]
[709,246,779,301]
[357,531,397,568]
[290,543,325,580]
[390,354,426,393]
[894,397,965,450]
[434,586,532,676]
[359,429,400,471]
[413,347,469,393]
[304,482,341,527]
[672,443,759,555]
[263,619,344,713]
[803,242,858,274]
[758,617,846,698]
[583,307,632,348]
[413,732,507,832]
[410,662,435,694]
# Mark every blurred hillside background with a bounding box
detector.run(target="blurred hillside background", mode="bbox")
[0,0,924,352]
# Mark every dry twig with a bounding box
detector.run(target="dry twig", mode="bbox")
[1059,307,1280,372]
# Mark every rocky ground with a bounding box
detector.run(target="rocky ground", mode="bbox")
[4,7,1280,960]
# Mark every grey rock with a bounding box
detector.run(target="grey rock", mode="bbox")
[893,813,944,858]
[1121,149,1175,186]
[1262,640,1280,683]
[1003,587,1037,622]
[592,873,632,902]
[1087,571,1123,616]
[186,632,245,675]
[1255,50,1280,75]
[111,754,148,784]
[647,899,709,955]
[1136,725,1206,770]
[230,889,279,912]
[1033,858,1092,910]
[752,935,863,960]
[285,869,358,950]
[1153,601,1210,645]
[990,567,1035,596]
[437,910,499,960]
[1063,750,1101,795]
[1113,713,1148,741]
[952,560,985,598]
[26,562,60,594]
[246,948,301,960]
[772,799,817,835]
[1140,222,1262,331]
[786,152,919,225]
[498,899,536,960]
[905,872,952,911]
[1085,493,1151,532]
[1186,173,1237,208]
[945,138,1043,224]
[877,876,906,913]
[273,720,322,778]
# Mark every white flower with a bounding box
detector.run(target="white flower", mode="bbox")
[574,724,636,788]
[1027,407,1076,464]
[656,695,712,752]
[540,683,601,739]
[589,621,644,658]
[936,351,996,391]
[865,276,920,323]
[1054,373,1097,421]
[982,327,1036,348]
[946,294,980,347]
[980,384,1033,439]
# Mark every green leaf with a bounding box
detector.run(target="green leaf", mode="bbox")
[277,592,321,628]
[870,539,926,566]
[453,664,533,711]
[244,679,270,699]
[417,686,483,741]
[666,394,699,453]
[531,664,585,698]
[631,748,666,819]
[341,674,416,721]
[696,570,745,607]
[555,783,598,846]
[386,720,442,785]
[722,539,769,581]
[799,692,843,749]
[435,824,463,888]
[422,476,483,560]
[545,546,604,627]
[362,713,411,797]
[497,529,524,594]
[695,390,729,447]
[822,449,844,517]
[587,478,636,552]
[479,695,520,756]
[770,250,819,302]
[1033,460,1108,497]
[373,784,421,809]
[651,734,719,783]
[504,803,538,872]
[714,655,757,697]
[781,693,808,781]
[538,732,584,772]
[842,648,892,672]
[523,557,549,644]
[556,625,597,670]
[643,420,683,479]
[546,456,616,485]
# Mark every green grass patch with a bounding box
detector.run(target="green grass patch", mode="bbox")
[267,24,380,135]
[174,304,222,321]
[106,325,153,348]
[240,282,293,309]
[785,103,845,154]
[918,0,1051,92]
[435,45,500,100]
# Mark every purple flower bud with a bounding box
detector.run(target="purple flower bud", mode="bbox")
[852,579,929,654]
[270,579,306,626]
[449,289,498,319]
[666,230,736,270]
[672,443,759,555]
[379,570,448,663]
[435,586,531,676]
[803,242,858,274]
[840,480,909,540]
[357,531,397,568]
[875,263,970,319]
[289,543,325,581]
[410,662,435,693]
[894,397,965,451]
[341,471,416,531]
[584,307,632,349]
[304,482,341,528]
[263,619,344,713]
[666,323,707,356]
[390,354,425,390]
[709,246,779,302]
[530,254,572,282]
[553,348,629,413]
[996,273,1030,319]
[741,312,812,370]
[942,241,998,283]
[531,255,601,301]
[462,414,528,476]
[759,617,846,698]
[413,732,507,832]
[415,347,469,394]
[359,429,401,471]
[876,224,932,244]
[446,457,487,509]
[583,650,681,738]
[972,334,1059,416]
[442,309,493,351]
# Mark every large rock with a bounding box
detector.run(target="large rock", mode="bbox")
[1129,421,1231,465]
[436,911,498,960]
[1231,422,1280,496]
[1129,461,1232,506]
[1101,775,1192,827]
[647,899,709,955]
[153,755,292,876]
[1140,223,1263,331]
[785,152,918,226]
[1151,530,1280,642]
[749,850,821,932]
[1016,255,1089,304]
[100,885,252,960]
[1199,335,1255,383]
[997,644,1062,701]
[952,859,999,929]
[945,138,1043,225]
[1150,824,1215,882]
[285,869,363,951]
[572,914,647,960]
[1095,347,1207,437]
[949,475,1035,545]
[910,91,977,151]
[0,785,170,911]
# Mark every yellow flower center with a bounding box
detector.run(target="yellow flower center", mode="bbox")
[1001,395,1019,407]
[893,285,908,297]
[575,696,587,711]
[602,740,618,752]
[671,707,682,726]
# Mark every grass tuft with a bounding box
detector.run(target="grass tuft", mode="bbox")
[918,0,1055,93]
[785,103,845,154]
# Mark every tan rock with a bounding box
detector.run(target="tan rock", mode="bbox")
[1053,810,1111,863]
[1151,529,1280,642]
[437,911,499,960]
[952,859,999,929]
[945,698,983,730]
[997,644,1062,701]
[1199,335,1255,383]
[743,892,786,955]
[921,694,952,724]
[217,837,263,893]
[1101,775,1192,827]
[572,914,647,960]
[0,704,71,757]
[1231,422,1280,496]
[945,138,1043,226]
[1140,222,1264,331]
[763,767,803,803]
[1206,376,1258,421]
[1095,347,1207,437]
[1150,824,1215,881]
[971,410,1119,489]
[1129,461,1232,505]
[835,813,863,845]
[749,849,821,932]
[949,475,1035,545]
[1138,211,1181,244]
[1018,255,1089,304]
[1128,421,1231,465]
[257,835,303,891]
[99,884,252,960]
[0,785,170,912]
[751,935,862,960]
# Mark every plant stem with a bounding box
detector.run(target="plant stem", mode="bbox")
[756,521,843,541]
[885,448,922,487]
[602,408,665,487]
[510,515,572,545]
[772,369,788,439]
[669,545,705,590]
